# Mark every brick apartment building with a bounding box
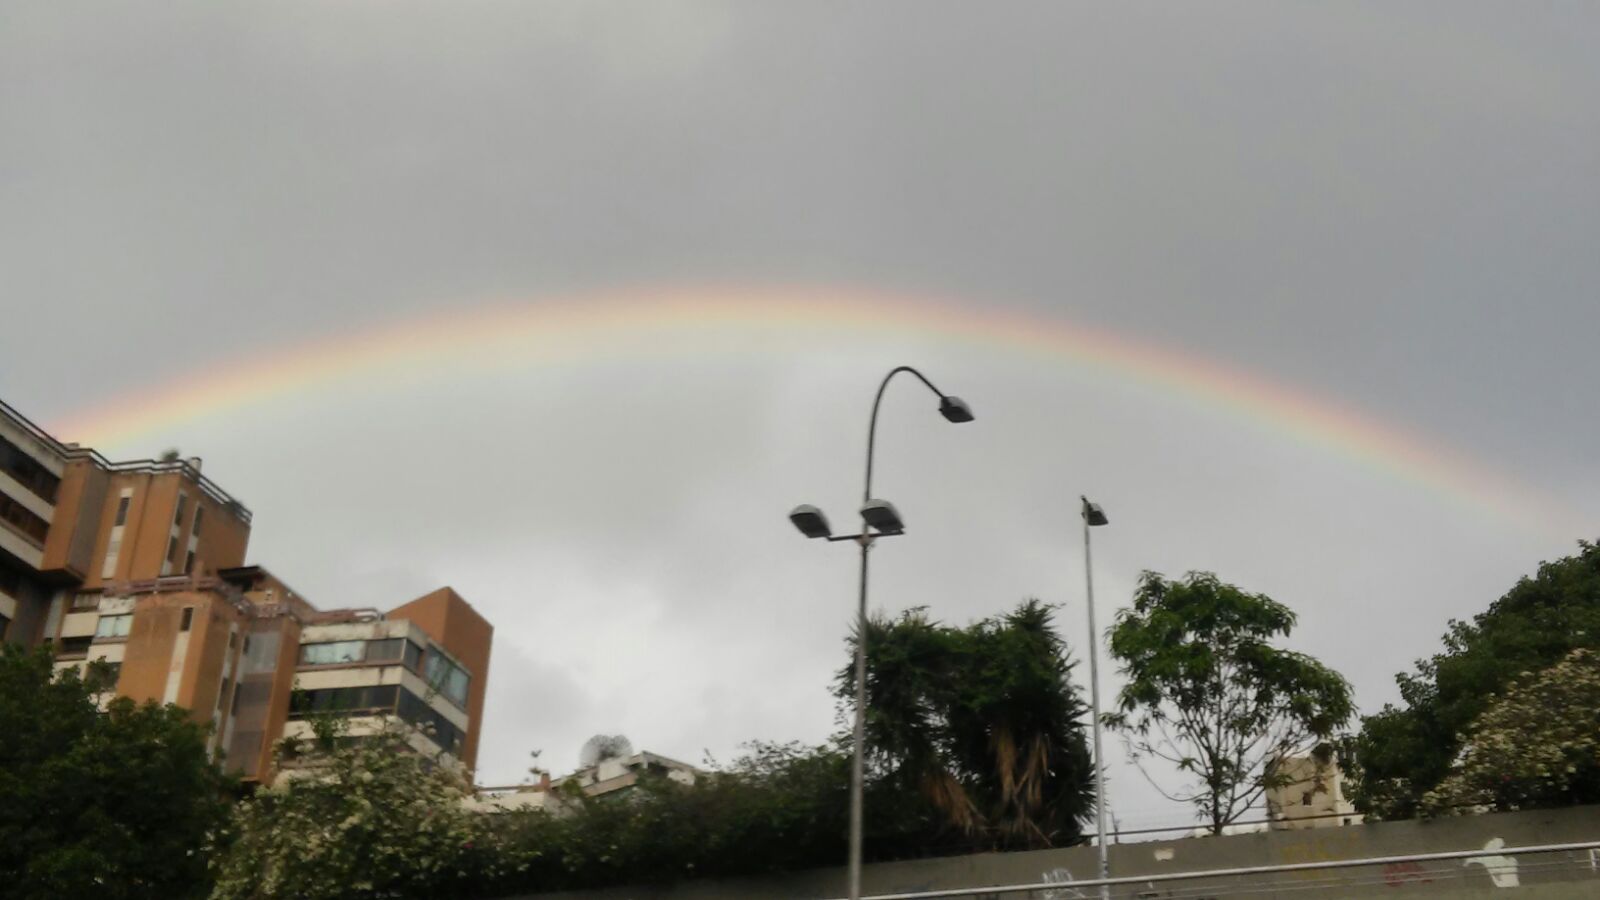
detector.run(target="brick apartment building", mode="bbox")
[0,395,492,782]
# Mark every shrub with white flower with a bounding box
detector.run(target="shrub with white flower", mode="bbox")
[1421,648,1600,815]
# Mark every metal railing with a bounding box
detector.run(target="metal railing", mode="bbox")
[824,840,1600,900]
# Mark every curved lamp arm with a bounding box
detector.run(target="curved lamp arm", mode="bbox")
[863,365,970,504]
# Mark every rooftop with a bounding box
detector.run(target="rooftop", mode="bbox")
[0,396,251,522]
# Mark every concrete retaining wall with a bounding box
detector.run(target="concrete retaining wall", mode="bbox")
[520,805,1600,899]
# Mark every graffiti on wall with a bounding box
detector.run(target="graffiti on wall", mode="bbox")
[1463,837,1519,888]
[1036,867,1087,899]
[1381,860,1433,887]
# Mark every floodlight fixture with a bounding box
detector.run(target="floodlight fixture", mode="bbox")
[788,504,833,539]
[1082,496,1109,527]
[860,499,905,534]
[938,395,975,423]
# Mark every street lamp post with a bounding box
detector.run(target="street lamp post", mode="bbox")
[789,366,974,900]
[1081,495,1111,900]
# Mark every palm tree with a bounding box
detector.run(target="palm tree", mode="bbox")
[839,600,1095,851]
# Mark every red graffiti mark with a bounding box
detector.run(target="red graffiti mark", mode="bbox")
[1383,861,1433,887]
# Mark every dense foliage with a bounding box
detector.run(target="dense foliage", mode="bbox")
[1105,571,1354,834]
[0,643,231,900]
[838,600,1095,851]
[1349,540,1600,819]
[1420,648,1600,816]
[211,602,1095,897]
[212,721,504,899]
[490,741,854,890]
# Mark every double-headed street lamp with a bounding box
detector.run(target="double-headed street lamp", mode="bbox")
[789,366,974,900]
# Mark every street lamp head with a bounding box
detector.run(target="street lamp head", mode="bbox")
[1081,496,1109,527]
[938,395,975,423]
[860,498,905,534]
[788,504,833,539]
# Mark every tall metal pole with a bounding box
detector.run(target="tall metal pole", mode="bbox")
[848,535,872,900]
[848,365,955,900]
[1083,504,1111,900]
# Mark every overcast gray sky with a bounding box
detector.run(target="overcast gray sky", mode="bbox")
[4,2,1597,830]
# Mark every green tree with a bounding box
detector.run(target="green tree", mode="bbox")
[212,720,502,900]
[1350,540,1600,819]
[838,600,1095,850]
[1106,571,1353,834]
[0,643,230,900]
[1420,648,1600,815]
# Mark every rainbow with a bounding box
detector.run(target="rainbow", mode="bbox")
[46,285,1568,529]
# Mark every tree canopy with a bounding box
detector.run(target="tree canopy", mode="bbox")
[1349,540,1600,819]
[1106,571,1353,834]
[0,643,230,900]
[838,599,1095,850]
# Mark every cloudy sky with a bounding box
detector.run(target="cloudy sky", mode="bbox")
[4,2,1597,830]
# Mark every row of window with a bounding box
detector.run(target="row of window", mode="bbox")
[297,637,468,710]
[287,684,464,755]
[299,637,424,671]
[0,490,49,546]
[164,493,204,575]
[0,434,60,504]
[290,683,400,716]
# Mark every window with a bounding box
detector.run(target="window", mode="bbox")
[287,684,400,717]
[300,640,366,666]
[0,491,49,545]
[166,536,179,565]
[0,613,9,641]
[55,636,92,660]
[184,551,196,575]
[114,496,130,526]
[423,651,471,707]
[102,533,123,579]
[173,494,187,527]
[0,559,20,597]
[71,592,101,611]
[190,507,203,537]
[403,640,422,672]
[0,434,60,503]
[366,638,404,662]
[180,607,193,631]
[94,614,132,639]
[397,688,464,754]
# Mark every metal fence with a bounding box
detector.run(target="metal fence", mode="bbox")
[826,840,1600,900]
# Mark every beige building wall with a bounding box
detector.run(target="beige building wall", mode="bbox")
[1265,748,1362,830]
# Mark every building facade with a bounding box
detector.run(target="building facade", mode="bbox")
[0,396,493,782]
[1265,747,1362,830]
